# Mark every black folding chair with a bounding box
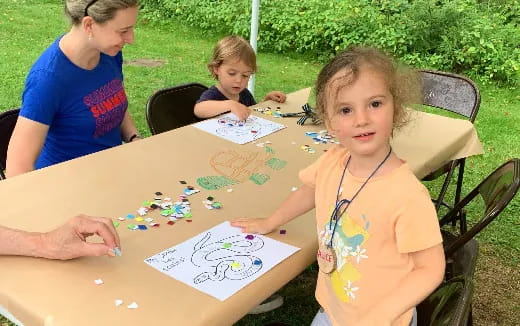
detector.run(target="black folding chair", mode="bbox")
[0,108,20,179]
[146,83,208,135]
[420,70,481,217]
[440,158,520,251]
[417,158,520,325]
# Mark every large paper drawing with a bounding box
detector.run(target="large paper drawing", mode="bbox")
[144,221,300,301]
[193,113,286,144]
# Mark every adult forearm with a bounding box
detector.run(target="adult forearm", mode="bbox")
[5,162,34,178]
[120,111,139,142]
[0,226,44,257]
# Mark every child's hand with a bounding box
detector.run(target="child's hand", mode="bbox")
[227,100,251,121]
[264,91,286,103]
[230,217,276,234]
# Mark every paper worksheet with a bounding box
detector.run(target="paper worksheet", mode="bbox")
[192,113,286,144]
[144,221,300,301]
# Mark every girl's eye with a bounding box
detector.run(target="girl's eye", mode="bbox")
[370,101,382,108]
[228,72,236,76]
[242,74,250,78]
[340,107,352,114]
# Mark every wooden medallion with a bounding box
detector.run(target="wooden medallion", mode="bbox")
[317,242,336,274]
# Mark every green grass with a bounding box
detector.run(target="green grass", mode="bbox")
[0,1,519,325]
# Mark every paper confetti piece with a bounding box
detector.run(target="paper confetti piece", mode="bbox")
[291,186,298,192]
[280,229,287,235]
[127,302,138,309]
[112,221,120,228]
[94,279,104,285]
[115,299,123,307]
[113,247,122,256]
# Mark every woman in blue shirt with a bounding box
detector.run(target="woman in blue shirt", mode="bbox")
[7,0,141,177]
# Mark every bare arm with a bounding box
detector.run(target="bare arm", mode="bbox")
[358,244,446,325]
[120,111,140,142]
[0,215,120,259]
[6,116,48,177]
[194,100,251,120]
[231,184,315,234]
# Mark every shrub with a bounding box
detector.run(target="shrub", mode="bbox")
[139,0,520,84]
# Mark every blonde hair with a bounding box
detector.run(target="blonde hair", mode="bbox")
[208,35,257,79]
[64,0,138,25]
[315,46,421,131]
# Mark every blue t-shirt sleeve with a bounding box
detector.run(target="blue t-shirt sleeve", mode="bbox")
[20,69,61,126]
[196,86,227,103]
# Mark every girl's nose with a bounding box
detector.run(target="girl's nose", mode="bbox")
[354,109,369,126]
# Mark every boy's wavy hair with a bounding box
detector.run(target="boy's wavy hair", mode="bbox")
[315,46,421,132]
[208,35,257,80]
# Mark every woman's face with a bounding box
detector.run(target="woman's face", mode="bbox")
[90,6,138,56]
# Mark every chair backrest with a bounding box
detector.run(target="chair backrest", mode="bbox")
[420,70,480,122]
[440,158,520,257]
[0,108,20,179]
[146,83,208,135]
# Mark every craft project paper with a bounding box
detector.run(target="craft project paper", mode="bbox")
[144,221,300,301]
[193,113,286,144]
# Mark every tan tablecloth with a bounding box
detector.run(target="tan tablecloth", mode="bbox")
[0,88,482,326]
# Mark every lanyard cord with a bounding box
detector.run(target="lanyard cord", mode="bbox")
[327,147,393,247]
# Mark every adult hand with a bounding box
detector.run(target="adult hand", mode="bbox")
[40,214,121,260]
[264,91,287,103]
[230,217,276,234]
[227,100,251,121]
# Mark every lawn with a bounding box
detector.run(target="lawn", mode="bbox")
[0,1,518,325]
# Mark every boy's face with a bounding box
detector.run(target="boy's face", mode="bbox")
[214,58,253,99]
[326,67,395,160]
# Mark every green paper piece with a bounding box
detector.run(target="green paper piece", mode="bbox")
[184,212,192,218]
[127,224,136,230]
[249,173,270,185]
[266,157,287,170]
[197,176,239,190]
[112,221,120,228]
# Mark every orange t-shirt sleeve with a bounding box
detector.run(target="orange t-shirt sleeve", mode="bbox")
[299,150,331,189]
[395,187,443,253]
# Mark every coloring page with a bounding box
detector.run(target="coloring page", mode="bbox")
[144,221,300,301]
[193,113,286,144]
